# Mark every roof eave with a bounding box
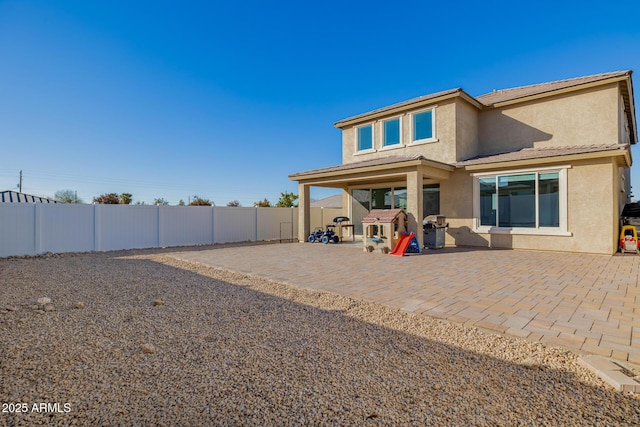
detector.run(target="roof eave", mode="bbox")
[488,75,632,108]
[624,74,638,144]
[289,158,455,182]
[334,90,482,128]
[460,148,631,171]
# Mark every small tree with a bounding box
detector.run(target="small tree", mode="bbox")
[190,196,212,206]
[254,198,271,207]
[276,191,298,207]
[93,193,120,204]
[227,200,241,207]
[178,199,186,206]
[154,198,169,206]
[54,189,83,204]
[120,193,133,205]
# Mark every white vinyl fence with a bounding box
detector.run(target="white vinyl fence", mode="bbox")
[0,204,343,257]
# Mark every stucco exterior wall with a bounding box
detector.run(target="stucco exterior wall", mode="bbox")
[439,169,477,246]
[341,99,459,164]
[478,84,620,155]
[455,98,480,161]
[438,159,619,254]
[562,159,616,254]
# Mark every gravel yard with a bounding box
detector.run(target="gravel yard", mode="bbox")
[1,248,639,426]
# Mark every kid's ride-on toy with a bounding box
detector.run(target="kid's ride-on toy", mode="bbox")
[320,229,340,244]
[307,227,340,244]
[308,227,324,243]
[619,225,639,254]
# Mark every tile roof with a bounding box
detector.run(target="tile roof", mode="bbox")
[361,209,406,223]
[334,88,465,127]
[476,70,632,106]
[291,143,630,177]
[333,71,633,126]
[456,144,628,167]
[310,194,343,208]
[289,154,429,178]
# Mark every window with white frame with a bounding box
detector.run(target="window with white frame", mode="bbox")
[412,109,435,142]
[357,124,373,152]
[476,168,565,232]
[383,117,401,147]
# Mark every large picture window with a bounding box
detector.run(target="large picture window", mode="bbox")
[477,170,561,230]
[538,173,560,227]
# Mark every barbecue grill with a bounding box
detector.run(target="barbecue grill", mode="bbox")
[423,215,447,249]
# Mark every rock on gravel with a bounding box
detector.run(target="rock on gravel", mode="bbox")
[141,343,157,354]
[0,248,638,426]
[36,297,52,306]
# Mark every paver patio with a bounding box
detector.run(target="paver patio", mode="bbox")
[169,243,640,365]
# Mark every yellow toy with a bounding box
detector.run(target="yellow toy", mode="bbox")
[619,225,639,254]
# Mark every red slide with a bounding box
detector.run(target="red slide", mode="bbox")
[390,233,413,257]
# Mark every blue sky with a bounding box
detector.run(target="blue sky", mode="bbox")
[1,1,639,205]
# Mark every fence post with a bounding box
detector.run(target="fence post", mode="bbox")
[93,204,99,252]
[255,207,259,242]
[157,205,161,248]
[33,203,40,255]
[211,206,216,244]
[292,207,295,242]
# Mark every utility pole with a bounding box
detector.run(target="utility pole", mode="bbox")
[18,170,22,193]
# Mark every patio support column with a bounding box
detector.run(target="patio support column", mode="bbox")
[298,183,310,243]
[406,169,424,248]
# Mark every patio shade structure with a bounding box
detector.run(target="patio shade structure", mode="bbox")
[289,154,454,248]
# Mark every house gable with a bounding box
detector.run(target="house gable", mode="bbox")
[477,83,622,156]
[339,95,481,165]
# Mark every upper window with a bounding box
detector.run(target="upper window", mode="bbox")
[412,109,435,142]
[383,118,401,147]
[357,125,373,151]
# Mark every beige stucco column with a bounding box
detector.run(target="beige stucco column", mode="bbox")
[298,183,310,242]
[406,169,424,248]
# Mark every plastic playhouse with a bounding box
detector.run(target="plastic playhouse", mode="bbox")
[361,209,407,253]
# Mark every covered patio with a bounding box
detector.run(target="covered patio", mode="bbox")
[289,154,454,248]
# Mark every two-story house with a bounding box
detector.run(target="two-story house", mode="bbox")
[289,71,637,254]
